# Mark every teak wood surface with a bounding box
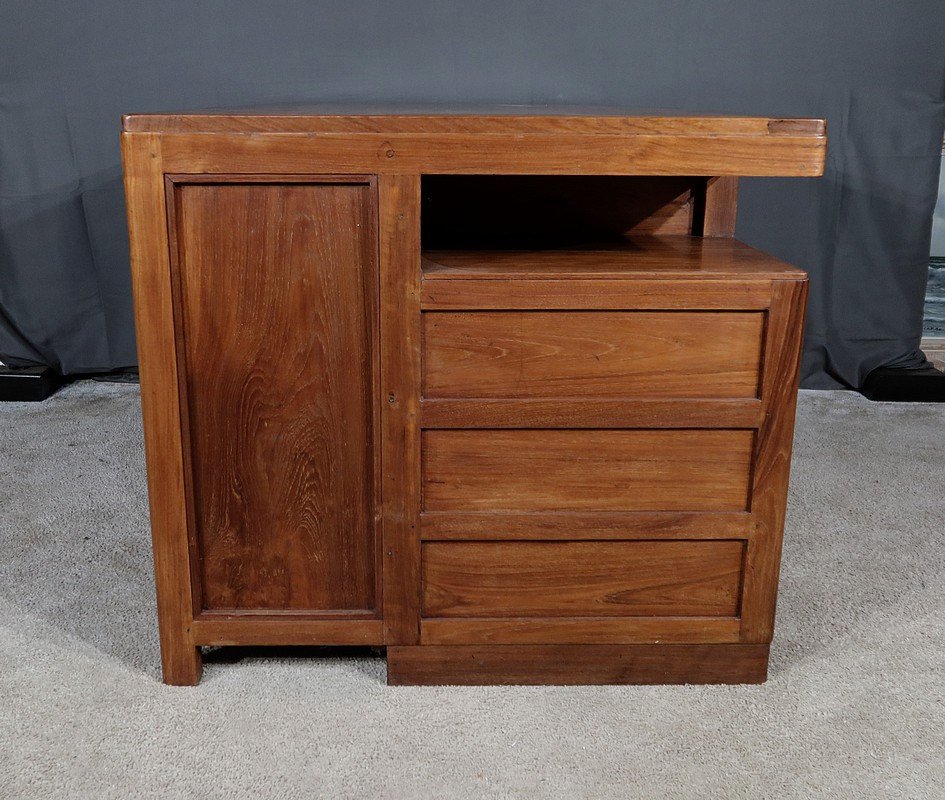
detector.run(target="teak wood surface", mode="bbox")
[122,108,823,686]
[422,310,765,399]
[168,179,379,614]
[421,429,755,512]
[421,540,744,618]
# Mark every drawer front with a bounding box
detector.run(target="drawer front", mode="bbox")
[422,429,753,512]
[422,541,744,617]
[422,311,764,399]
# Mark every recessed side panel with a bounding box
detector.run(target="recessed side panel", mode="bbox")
[171,180,378,613]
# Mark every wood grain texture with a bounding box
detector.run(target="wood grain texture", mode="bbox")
[741,278,809,641]
[420,398,763,429]
[701,176,739,237]
[421,429,754,512]
[191,616,384,646]
[123,108,826,137]
[422,237,805,279]
[122,133,202,685]
[170,180,378,612]
[379,174,423,644]
[421,541,744,617]
[387,644,769,685]
[155,131,826,177]
[421,278,773,311]
[422,311,764,399]
[419,511,753,540]
[420,616,742,645]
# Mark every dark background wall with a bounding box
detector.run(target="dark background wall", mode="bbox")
[2,1,944,387]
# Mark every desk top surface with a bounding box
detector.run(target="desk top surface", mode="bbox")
[123,104,826,137]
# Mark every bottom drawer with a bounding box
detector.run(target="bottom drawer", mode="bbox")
[421,540,744,618]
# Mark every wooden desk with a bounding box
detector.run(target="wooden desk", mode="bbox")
[122,108,826,685]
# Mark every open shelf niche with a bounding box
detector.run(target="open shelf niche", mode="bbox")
[421,175,718,251]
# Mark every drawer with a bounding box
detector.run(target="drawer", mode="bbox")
[422,541,744,617]
[422,429,754,512]
[422,311,764,399]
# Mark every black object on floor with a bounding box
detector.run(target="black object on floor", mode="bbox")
[0,365,61,401]
[92,368,139,385]
[860,365,945,402]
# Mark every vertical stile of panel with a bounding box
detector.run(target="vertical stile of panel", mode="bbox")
[740,279,808,641]
[700,176,739,237]
[122,133,203,684]
[380,174,423,644]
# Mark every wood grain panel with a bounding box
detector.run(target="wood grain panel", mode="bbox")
[423,311,763,399]
[171,180,378,612]
[420,278,773,310]
[388,643,769,685]
[422,429,754,512]
[420,398,763,428]
[419,511,753,540]
[420,616,742,645]
[422,541,744,617]
[191,616,384,646]
[155,131,827,177]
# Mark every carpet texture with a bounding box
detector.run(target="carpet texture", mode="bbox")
[1,383,943,799]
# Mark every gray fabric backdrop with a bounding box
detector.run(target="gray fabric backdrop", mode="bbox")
[2,1,944,388]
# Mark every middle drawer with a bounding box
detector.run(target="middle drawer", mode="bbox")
[422,428,754,512]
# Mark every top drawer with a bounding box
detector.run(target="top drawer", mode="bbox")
[423,310,764,399]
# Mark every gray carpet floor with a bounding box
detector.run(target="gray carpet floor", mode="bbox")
[1,382,943,799]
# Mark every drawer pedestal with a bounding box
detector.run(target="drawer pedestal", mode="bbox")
[121,109,824,685]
